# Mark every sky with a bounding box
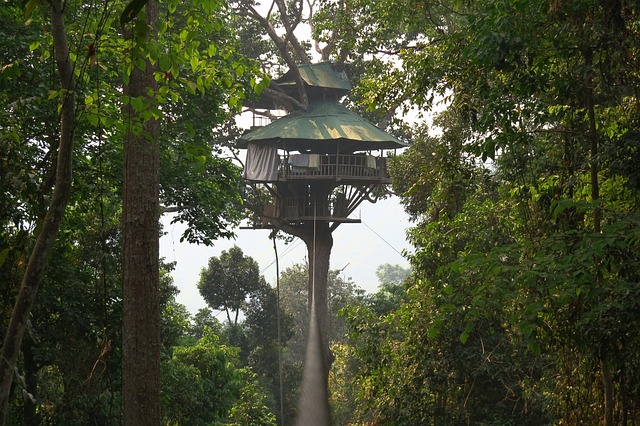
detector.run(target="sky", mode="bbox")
[159,195,413,314]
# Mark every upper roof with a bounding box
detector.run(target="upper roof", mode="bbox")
[275,63,352,94]
[245,63,352,109]
[238,100,407,154]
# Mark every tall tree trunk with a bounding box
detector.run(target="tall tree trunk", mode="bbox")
[584,46,611,426]
[296,221,332,426]
[295,300,330,426]
[305,221,333,374]
[0,1,76,422]
[121,1,161,424]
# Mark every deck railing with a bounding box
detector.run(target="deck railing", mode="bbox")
[280,154,389,181]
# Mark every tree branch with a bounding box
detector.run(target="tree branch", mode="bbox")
[262,86,306,111]
[0,1,77,420]
[160,205,193,214]
[236,0,309,109]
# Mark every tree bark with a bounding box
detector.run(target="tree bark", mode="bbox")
[270,215,335,377]
[121,1,161,424]
[0,1,76,422]
[584,46,611,426]
[294,300,330,426]
[305,221,334,374]
[22,339,37,426]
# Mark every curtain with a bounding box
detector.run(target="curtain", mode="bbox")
[244,143,279,181]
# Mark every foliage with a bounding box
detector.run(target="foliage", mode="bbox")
[365,263,411,316]
[274,262,365,423]
[162,331,255,425]
[0,0,266,421]
[3,0,640,422]
[227,371,277,426]
[197,245,265,324]
[279,262,366,361]
[320,0,640,423]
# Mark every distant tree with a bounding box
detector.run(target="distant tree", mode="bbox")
[198,246,264,325]
[161,329,246,425]
[190,308,223,341]
[228,371,277,426]
[375,264,410,286]
[243,281,293,424]
[279,262,365,367]
[368,264,411,316]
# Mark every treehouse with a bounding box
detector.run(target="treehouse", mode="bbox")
[238,62,407,227]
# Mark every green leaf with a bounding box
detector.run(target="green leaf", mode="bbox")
[551,198,574,218]
[184,80,197,94]
[88,113,99,126]
[0,248,10,267]
[134,57,147,71]
[427,327,440,338]
[159,55,170,71]
[130,96,145,112]
[120,0,149,26]
[24,0,37,18]
[228,96,238,110]
[234,63,245,77]
[122,60,132,85]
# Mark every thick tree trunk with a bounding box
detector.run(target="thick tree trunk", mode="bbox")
[295,301,330,426]
[121,1,161,424]
[0,2,75,422]
[305,221,334,374]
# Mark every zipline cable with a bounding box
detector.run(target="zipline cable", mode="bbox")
[261,237,304,274]
[361,219,404,256]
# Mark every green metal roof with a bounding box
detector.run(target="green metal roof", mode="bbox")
[238,100,408,154]
[276,63,352,92]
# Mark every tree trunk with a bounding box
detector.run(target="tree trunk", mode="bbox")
[23,339,37,426]
[305,220,334,374]
[121,1,161,424]
[584,46,611,426]
[601,359,614,426]
[0,1,76,422]
[295,300,330,426]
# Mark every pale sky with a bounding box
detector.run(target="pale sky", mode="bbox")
[160,196,413,314]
